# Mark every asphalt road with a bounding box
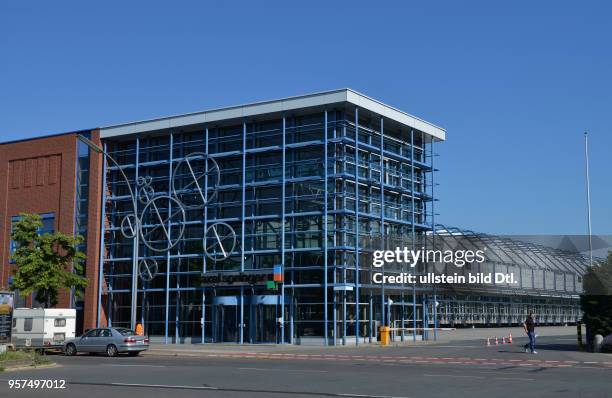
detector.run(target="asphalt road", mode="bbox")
[1,335,610,398]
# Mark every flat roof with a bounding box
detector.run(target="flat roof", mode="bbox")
[100,89,446,141]
[0,129,91,146]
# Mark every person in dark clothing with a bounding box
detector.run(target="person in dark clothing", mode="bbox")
[523,311,537,354]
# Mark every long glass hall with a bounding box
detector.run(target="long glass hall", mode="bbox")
[96,90,443,344]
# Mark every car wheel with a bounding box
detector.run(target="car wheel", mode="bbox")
[106,344,118,357]
[65,344,77,356]
[128,351,140,357]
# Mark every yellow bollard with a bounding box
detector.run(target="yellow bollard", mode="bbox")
[380,326,390,346]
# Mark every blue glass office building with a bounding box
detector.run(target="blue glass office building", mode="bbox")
[97,89,445,344]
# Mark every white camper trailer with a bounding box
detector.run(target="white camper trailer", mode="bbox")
[11,308,76,349]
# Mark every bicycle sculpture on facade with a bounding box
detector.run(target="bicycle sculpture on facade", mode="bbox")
[116,152,236,281]
[78,136,237,330]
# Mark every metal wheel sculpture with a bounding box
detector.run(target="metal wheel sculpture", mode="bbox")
[110,151,236,282]
[171,152,220,209]
[120,214,140,239]
[139,259,158,282]
[139,195,186,252]
[204,222,237,261]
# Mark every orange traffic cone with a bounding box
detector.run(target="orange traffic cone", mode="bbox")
[487,337,491,346]
[495,336,499,345]
[502,336,506,344]
[508,333,513,344]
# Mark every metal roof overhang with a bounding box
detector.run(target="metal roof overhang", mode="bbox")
[99,88,446,141]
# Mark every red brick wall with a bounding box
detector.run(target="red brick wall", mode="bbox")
[0,131,105,331]
[0,133,78,308]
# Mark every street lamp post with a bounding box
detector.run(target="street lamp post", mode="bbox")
[584,132,593,268]
[78,134,140,331]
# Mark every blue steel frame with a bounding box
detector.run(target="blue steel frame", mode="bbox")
[323,110,328,345]
[354,108,360,346]
[97,103,438,345]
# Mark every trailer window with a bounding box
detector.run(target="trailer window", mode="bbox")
[24,318,33,331]
[54,318,66,327]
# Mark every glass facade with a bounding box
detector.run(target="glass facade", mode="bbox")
[74,137,91,332]
[98,103,437,344]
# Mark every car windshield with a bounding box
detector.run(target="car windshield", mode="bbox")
[115,328,135,336]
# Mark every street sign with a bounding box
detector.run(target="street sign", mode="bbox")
[273,264,283,282]
[0,291,14,344]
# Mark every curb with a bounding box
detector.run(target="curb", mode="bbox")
[1,363,59,372]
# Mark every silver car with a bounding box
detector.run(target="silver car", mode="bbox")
[63,327,149,357]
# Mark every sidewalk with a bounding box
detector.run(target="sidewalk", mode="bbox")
[143,326,585,355]
[434,325,581,342]
[143,326,583,356]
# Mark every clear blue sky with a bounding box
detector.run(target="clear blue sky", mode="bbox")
[1,1,610,235]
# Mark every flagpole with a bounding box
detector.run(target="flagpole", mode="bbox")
[584,131,593,268]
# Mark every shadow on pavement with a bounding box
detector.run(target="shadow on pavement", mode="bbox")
[533,343,583,352]
[491,342,582,353]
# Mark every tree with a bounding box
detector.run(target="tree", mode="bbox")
[580,251,612,348]
[10,213,88,308]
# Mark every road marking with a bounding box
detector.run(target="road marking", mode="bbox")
[237,367,328,373]
[103,364,166,368]
[77,381,404,397]
[337,394,411,398]
[575,366,609,369]
[424,373,533,381]
[143,351,609,370]
[423,374,484,379]
[110,382,217,390]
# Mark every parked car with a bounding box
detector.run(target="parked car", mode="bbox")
[63,327,149,357]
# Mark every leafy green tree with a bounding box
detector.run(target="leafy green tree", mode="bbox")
[580,251,612,347]
[10,213,88,308]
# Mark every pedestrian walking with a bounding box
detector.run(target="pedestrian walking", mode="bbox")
[523,311,537,354]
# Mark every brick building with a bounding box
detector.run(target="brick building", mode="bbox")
[0,131,104,333]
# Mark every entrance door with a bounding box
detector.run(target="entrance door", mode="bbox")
[248,295,284,344]
[213,305,239,343]
[212,297,239,343]
[210,295,288,344]
[251,303,278,343]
